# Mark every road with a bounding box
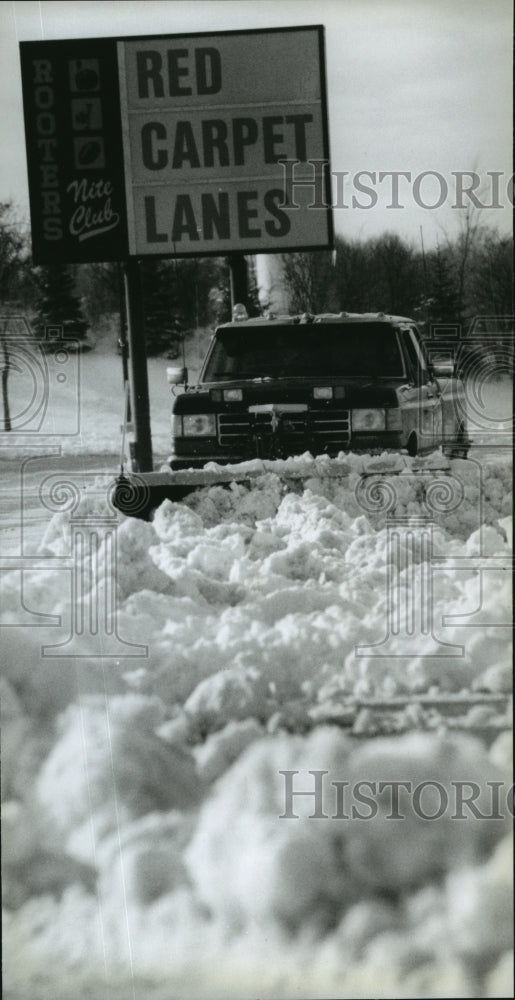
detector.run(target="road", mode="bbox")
[0,453,123,556]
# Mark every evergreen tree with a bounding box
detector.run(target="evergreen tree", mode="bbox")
[34,263,89,345]
[204,260,231,327]
[172,257,230,330]
[334,237,375,312]
[140,259,185,357]
[246,257,263,317]
[369,233,421,316]
[78,262,121,326]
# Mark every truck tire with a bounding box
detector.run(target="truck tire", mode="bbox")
[407,432,418,457]
[443,421,470,460]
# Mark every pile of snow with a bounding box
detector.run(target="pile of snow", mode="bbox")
[2,452,512,998]
[4,728,512,998]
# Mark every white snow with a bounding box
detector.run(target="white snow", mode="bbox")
[1,347,513,998]
[1,323,213,458]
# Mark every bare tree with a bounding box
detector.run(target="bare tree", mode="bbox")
[436,166,490,321]
[280,251,337,314]
[0,202,31,431]
[468,229,513,318]
[0,202,28,305]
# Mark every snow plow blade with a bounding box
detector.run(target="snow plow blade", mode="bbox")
[112,454,454,520]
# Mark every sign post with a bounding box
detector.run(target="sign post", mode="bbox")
[123,259,153,472]
[227,254,248,311]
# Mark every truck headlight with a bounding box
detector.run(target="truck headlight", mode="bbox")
[223,388,243,402]
[386,408,402,430]
[313,386,333,399]
[182,414,217,436]
[352,408,386,431]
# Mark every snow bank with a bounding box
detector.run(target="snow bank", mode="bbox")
[2,452,512,998]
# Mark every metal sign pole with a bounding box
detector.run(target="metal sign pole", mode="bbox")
[123,258,153,472]
[118,262,131,423]
[227,254,248,311]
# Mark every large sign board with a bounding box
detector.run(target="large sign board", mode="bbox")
[20,27,333,263]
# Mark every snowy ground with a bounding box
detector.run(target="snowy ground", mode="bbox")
[0,322,213,459]
[1,327,513,999]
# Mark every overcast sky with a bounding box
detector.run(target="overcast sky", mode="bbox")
[2,0,513,248]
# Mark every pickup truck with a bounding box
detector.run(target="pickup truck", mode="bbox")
[167,311,470,466]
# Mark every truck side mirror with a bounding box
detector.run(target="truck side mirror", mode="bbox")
[167,365,188,386]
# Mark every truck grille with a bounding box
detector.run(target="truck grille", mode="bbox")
[311,408,351,445]
[218,408,351,449]
[218,412,252,447]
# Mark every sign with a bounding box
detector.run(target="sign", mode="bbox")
[20,27,332,263]
[20,38,128,263]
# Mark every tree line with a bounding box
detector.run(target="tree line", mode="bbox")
[0,199,512,359]
[281,220,513,335]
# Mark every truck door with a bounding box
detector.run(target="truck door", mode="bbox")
[399,327,442,451]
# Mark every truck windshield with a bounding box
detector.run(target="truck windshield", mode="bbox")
[202,323,405,381]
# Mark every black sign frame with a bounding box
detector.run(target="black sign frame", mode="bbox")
[20,26,333,264]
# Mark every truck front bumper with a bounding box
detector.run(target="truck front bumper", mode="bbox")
[170,431,406,469]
